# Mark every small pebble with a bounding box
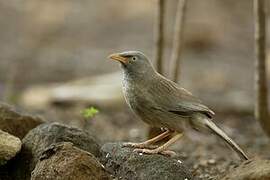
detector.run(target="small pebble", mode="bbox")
[199,159,208,167]
[177,160,182,164]
[208,159,216,165]
[193,164,199,169]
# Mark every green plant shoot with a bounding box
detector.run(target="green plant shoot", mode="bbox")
[81,107,99,118]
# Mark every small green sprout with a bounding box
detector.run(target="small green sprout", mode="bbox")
[81,107,99,118]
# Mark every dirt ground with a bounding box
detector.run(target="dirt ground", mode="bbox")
[31,105,269,180]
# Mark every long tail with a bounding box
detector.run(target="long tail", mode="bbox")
[204,119,249,161]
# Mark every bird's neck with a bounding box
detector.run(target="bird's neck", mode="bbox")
[123,67,157,84]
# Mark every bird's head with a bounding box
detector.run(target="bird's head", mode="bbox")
[108,51,155,78]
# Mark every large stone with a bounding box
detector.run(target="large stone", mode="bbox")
[31,142,112,180]
[0,130,21,166]
[100,142,193,180]
[222,158,270,180]
[0,103,43,139]
[13,122,101,180]
[0,165,12,180]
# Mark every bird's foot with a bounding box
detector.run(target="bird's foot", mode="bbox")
[122,142,158,149]
[133,148,177,157]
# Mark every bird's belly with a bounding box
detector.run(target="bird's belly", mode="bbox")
[147,111,187,132]
[123,91,160,126]
[122,83,186,132]
[131,102,187,132]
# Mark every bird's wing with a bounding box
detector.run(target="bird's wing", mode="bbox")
[168,99,215,118]
[152,76,215,118]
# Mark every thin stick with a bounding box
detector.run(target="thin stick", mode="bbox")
[170,0,187,82]
[154,0,165,75]
[149,0,166,139]
[254,0,270,136]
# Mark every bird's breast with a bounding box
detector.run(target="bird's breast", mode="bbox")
[122,80,149,113]
[122,80,142,111]
[122,79,165,127]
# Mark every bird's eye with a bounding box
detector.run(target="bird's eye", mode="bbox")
[132,56,137,61]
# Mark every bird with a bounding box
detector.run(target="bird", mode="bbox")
[108,50,249,160]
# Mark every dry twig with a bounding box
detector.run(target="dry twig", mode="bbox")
[154,0,165,75]
[170,0,187,82]
[254,0,270,136]
[149,0,166,139]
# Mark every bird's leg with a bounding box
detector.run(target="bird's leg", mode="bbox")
[134,133,183,156]
[122,129,172,149]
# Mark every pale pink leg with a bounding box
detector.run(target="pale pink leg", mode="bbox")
[123,130,172,149]
[134,133,183,156]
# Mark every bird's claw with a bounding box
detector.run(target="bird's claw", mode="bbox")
[160,127,169,132]
[133,148,177,157]
[122,142,158,149]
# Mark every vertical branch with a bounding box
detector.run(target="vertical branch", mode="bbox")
[154,0,165,75]
[254,0,270,136]
[149,0,166,139]
[170,0,187,82]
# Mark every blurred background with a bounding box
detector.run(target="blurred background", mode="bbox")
[0,0,270,177]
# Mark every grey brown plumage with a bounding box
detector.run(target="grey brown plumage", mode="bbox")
[109,51,248,160]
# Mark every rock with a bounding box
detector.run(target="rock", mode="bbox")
[31,142,112,180]
[0,130,22,166]
[0,103,44,139]
[100,142,193,180]
[222,158,270,180]
[23,122,101,160]
[0,165,13,180]
[13,122,101,180]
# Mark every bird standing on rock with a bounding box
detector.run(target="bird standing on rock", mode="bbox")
[109,51,248,160]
